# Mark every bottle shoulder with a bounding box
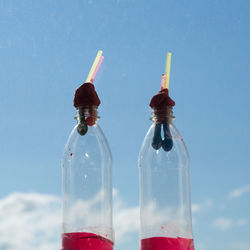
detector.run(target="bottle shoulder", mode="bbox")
[138,122,190,169]
[62,124,112,168]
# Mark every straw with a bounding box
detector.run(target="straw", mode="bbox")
[165,52,172,89]
[90,56,104,83]
[161,74,166,90]
[86,50,103,83]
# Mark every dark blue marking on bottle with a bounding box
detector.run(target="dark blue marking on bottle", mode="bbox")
[152,123,162,150]
[162,122,173,152]
[152,122,173,152]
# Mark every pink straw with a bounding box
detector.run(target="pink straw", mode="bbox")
[90,56,104,83]
[161,74,166,90]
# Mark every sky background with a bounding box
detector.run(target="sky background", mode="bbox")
[0,0,250,249]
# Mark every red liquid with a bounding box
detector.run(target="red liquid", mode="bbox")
[141,236,195,250]
[62,232,114,250]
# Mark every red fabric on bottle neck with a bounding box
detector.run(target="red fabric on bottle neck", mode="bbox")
[149,88,175,108]
[73,82,101,108]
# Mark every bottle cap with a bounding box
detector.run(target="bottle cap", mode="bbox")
[74,82,101,108]
[149,88,175,109]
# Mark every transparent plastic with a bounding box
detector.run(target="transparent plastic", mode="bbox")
[62,107,114,250]
[138,109,194,250]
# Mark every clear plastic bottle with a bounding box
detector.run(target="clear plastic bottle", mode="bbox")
[138,106,194,250]
[62,106,114,250]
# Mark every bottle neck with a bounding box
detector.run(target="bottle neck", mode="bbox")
[76,106,99,126]
[151,106,175,124]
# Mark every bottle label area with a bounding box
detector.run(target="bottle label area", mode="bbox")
[140,236,194,250]
[62,232,114,250]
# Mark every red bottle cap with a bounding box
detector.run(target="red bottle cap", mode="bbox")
[149,88,175,109]
[73,82,101,127]
[74,82,101,108]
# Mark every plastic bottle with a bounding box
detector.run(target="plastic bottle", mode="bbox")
[138,91,194,250]
[61,83,114,250]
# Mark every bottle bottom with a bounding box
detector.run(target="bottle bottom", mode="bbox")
[141,236,194,250]
[62,232,114,250]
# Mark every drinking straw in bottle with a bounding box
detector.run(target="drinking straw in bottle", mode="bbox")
[61,50,114,250]
[138,52,195,250]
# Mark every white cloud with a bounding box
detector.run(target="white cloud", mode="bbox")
[228,184,250,199]
[0,192,61,250]
[113,188,139,241]
[191,199,213,214]
[114,204,139,241]
[212,217,233,231]
[236,218,248,226]
[0,191,140,250]
[0,190,200,249]
[138,201,194,239]
[195,242,207,249]
[230,242,250,250]
[191,204,201,213]
[212,217,248,232]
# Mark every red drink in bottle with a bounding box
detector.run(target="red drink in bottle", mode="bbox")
[141,236,194,250]
[62,232,114,250]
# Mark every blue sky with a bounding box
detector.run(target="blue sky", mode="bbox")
[0,0,249,249]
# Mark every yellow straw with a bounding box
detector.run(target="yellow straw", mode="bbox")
[165,52,172,89]
[86,50,103,82]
